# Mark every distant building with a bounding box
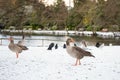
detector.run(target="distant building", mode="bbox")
[102,28,108,32]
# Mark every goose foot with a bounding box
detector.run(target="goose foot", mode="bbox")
[16,53,19,58]
[73,59,81,66]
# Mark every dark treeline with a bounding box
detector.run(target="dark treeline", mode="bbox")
[0,0,120,31]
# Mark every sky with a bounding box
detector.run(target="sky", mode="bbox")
[42,0,74,7]
[41,0,108,7]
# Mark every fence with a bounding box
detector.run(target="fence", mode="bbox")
[1,37,120,47]
[0,38,66,47]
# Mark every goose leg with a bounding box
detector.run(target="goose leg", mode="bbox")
[78,59,81,65]
[73,59,81,66]
[16,53,19,58]
[15,53,19,64]
[73,59,79,66]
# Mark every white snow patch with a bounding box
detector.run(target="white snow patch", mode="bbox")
[0,45,120,80]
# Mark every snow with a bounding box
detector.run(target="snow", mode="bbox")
[2,30,120,38]
[0,45,120,80]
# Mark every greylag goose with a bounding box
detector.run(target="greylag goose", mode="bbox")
[81,40,87,47]
[66,38,95,66]
[8,36,28,58]
[81,40,90,50]
[17,34,25,45]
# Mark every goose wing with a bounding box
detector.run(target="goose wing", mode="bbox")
[9,43,22,53]
[17,44,28,50]
[73,46,95,57]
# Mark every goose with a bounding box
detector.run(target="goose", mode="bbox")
[8,36,28,58]
[81,40,87,47]
[17,34,25,45]
[81,40,90,50]
[66,38,95,66]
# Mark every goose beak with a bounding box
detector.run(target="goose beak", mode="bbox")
[8,37,13,41]
[8,38,10,41]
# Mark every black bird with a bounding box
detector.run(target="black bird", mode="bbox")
[63,44,66,48]
[95,42,101,48]
[0,23,5,30]
[74,43,77,46]
[47,43,54,50]
[55,44,58,49]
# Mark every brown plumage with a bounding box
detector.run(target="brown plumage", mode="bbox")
[66,38,95,66]
[8,36,28,58]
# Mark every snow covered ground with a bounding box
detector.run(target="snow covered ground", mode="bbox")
[0,45,120,80]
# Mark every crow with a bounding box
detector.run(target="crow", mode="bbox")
[47,43,54,50]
